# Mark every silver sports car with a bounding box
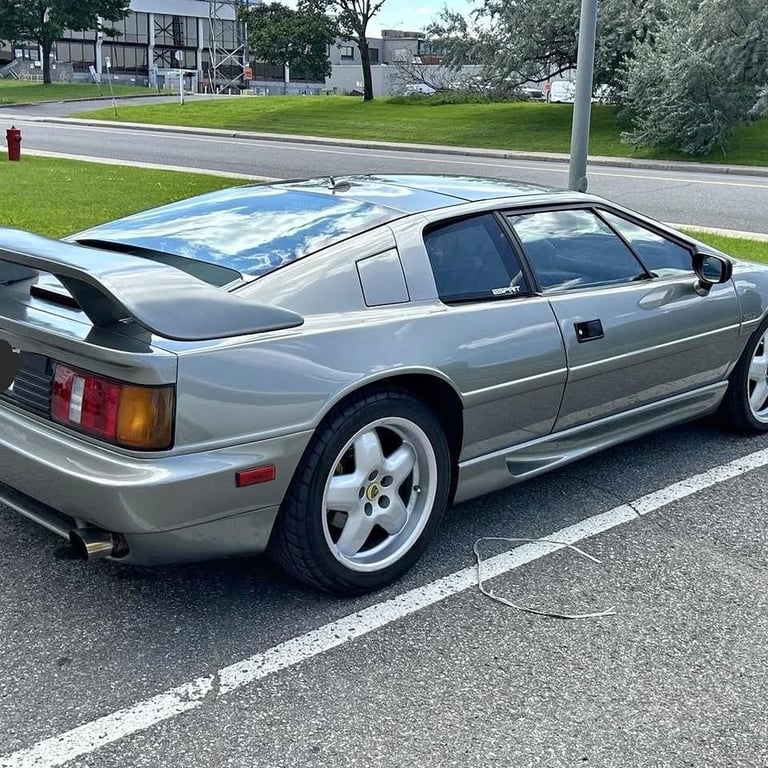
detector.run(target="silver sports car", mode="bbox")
[1,175,766,594]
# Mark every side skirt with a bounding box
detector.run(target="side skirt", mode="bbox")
[454,381,728,504]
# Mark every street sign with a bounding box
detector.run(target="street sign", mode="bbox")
[243,66,253,80]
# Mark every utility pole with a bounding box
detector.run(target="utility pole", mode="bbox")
[568,0,598,192]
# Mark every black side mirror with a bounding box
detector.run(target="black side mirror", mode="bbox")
[693,250,733,295]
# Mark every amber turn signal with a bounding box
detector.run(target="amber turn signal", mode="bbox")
[117,385,175,450]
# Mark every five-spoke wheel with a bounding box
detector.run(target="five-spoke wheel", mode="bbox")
[322,417,437,573]
[719,317,768,433]
[746,327,768,422]
[270,388,451,594]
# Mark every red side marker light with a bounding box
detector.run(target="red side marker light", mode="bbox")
[236,465,276,488]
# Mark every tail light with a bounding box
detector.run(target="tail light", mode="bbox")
[52,364,174,450]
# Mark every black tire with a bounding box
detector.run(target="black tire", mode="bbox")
[718,316,768,434]
[270,387,451,594]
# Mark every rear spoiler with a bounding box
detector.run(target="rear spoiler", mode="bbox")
[0,228,303,341]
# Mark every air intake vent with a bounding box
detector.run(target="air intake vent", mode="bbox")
[0,352,53,417]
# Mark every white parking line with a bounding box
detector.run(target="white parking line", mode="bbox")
[3,445,768,768]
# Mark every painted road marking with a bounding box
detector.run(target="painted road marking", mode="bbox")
[2,446,768,768]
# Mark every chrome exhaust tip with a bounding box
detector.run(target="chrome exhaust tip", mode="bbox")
[69,527,115,560]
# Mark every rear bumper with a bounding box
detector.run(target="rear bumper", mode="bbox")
[0,404,312,564]
[0,481,282,564]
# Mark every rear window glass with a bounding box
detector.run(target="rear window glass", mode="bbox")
[424,214,528,302]
[72,185,398,280]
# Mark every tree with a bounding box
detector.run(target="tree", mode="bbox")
[428,0,663,91]
[620,0,768,154]
[427,0,767,154]
[0,0,130,85]
[388,59,462,95]
[329,0,387,101]
[240,0,336,85]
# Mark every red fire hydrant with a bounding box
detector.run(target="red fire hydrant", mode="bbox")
[6,126,21,161]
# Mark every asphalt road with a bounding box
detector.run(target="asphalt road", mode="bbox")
[1,98,767,768]
[1,422,768,767]
[1,97,768,234]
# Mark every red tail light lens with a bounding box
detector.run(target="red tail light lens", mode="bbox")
[52,364,174,450]
[52,365,120,440]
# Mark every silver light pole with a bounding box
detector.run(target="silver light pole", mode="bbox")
[568,0,598,192]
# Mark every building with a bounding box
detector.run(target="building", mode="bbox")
[325,29,420,96]
[0,2,467,97]
[0,0,248,90]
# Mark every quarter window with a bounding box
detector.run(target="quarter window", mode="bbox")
[601,211,693,276]
[507,209,647,292]
[424,214,528,303]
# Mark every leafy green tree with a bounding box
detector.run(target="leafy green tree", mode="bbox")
[240,0,336,83]
[329,0,387,101]
[428,0,662,91]
[0,0,130,84]
[429,0,766,154]
[620,0,768,154]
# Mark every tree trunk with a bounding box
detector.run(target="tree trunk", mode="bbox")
[358,37,373,101]
[41,38,52,84]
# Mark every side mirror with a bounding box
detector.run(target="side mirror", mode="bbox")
[693,250,732,295]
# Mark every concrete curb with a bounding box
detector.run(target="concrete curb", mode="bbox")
[4,112,768,178]
[1,146,269,180]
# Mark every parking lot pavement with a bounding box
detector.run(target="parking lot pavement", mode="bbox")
[1,422,767,767]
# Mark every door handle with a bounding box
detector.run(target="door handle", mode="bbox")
[574,319,604,342]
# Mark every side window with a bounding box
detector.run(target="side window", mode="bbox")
[507,209,647,292]
[424,214,528,303]
[601,211,693,276]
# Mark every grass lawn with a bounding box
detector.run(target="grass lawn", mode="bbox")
[0,156,239,238]
[0,81,150,104]
[75,95,768,166]
[0,155,765,264]
[682,230,768,264]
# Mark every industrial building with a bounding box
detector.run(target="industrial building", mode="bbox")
[0,1,454,96]
[0,1,251,91]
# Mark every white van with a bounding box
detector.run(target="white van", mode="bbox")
[549,80,576,103]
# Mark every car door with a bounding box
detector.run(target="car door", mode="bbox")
[394,211,567,463]
[505,206,741,431]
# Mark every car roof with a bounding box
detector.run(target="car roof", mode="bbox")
[274,175,558,212]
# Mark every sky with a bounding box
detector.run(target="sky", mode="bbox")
[280,0,477,37]
[366,0,474,36]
